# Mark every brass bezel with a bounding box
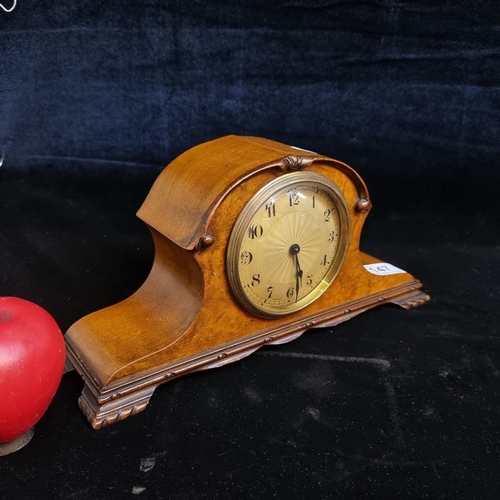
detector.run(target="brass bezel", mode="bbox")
[226,171,351,318]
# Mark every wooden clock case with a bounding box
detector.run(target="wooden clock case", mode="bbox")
[65,135,429,429]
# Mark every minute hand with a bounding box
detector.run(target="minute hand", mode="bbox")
[294,254,303,302]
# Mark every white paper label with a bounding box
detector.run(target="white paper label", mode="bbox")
[364,262,407,276]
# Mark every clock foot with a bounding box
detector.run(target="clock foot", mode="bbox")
[78,383,157,430]
[389,288,430,310]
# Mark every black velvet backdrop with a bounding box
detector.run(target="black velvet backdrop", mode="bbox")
[1,1,500,499]
[1,1,499,174]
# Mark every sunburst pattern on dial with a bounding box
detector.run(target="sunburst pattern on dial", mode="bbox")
[226,171,350,317]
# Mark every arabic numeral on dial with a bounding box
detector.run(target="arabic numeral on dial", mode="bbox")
[320,255,330,266]
[324,209,331,222]
[240,251,253,265]
[288,188,300,206]
[306,274,313,286]
[267,286,274,299]
[286,287,295,298]
[328,231,335,242]
[248,225,263,239]
[251,274,261,287]
[265,202,276,217]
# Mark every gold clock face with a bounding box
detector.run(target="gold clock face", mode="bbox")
[226,171,350,317]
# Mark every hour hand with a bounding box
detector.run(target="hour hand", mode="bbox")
[290,244,303,301]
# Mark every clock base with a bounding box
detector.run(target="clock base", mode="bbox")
[66,275,429,430]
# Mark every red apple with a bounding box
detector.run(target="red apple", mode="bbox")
[0,297,65,450]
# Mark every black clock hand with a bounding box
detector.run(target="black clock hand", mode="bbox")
[295,255,303,302]
[290,244,303,302]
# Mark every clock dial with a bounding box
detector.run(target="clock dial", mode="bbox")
[226,171,350,317]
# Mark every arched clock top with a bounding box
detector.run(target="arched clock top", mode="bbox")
[136,135,370,251]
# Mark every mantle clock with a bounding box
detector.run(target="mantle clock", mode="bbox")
[65,135,429,429]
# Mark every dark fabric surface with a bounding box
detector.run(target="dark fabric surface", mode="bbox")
[0,166,499,499]
[1,1,500,499]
